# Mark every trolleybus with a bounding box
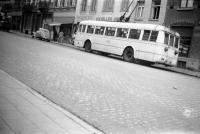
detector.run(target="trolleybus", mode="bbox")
[74,20,180,66]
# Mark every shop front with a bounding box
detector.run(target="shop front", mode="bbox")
[53,16,75,44]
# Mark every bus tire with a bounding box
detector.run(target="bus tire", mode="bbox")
[84,40,91,52]
[123,47,134,62]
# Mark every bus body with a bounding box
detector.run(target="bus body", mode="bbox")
[74,20,180,66]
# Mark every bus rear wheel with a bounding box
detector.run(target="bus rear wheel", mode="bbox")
[84,41,91,52]
[123,47,134,62]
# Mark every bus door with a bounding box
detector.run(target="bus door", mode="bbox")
[103,27,117,53]
[92,26,106,52]
[139,30,159,61]
[166,34,179,66]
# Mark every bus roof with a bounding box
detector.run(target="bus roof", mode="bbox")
[80,20,180,37]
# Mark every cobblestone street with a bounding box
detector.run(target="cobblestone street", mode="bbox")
[1,32,200,134]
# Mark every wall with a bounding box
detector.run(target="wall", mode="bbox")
[129,0,167,25]
[75,0,135,23]
[164,0,200,70]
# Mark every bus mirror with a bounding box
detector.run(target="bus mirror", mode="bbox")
[174,50,179,55]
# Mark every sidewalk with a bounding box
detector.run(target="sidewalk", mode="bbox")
[0,70,103,134]
[8,30,200,78]
[153,64,200,78]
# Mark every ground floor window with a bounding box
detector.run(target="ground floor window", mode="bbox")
[171,26,193,58]
[179,36,191,57]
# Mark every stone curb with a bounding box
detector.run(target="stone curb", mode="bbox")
[2,69,104,134]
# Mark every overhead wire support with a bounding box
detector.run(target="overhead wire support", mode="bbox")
[119,0,135,22]
[124,2,139,22]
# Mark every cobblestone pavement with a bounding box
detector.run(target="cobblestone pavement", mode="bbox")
[0,32,200,134]
[0,69,103,134]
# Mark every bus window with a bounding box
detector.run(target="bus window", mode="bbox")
[164,33,169,45]
[169,35,174,46]
[175,37,179,48]
[105,27,116,36]
[95,26,105,35]
[129,29,141,39]
[150,31,158,42]
[87,25,95,34]
[116,28,128,38]
[142,30,151,41]
[82,25,86,33]
[78,25,82,32]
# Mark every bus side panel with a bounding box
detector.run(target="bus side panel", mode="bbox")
[136,41,157,62]
[74,32,85,47]
[91,35,109,52]
[153,44,167,64]
[154,45,178,66]
[166,47,178,66]
[105,37,126,55]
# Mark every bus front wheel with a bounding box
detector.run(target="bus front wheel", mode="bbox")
[123,47,134,62]
[84,41,91,52]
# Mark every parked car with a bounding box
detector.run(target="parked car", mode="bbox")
[32,28,50,42]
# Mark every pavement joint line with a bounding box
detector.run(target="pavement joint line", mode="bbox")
[1,69,105,134]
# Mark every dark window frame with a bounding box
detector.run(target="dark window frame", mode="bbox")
[86,25,95,34]
[128,29,141,40]
[150,0,161,20]
[103,0,114,12]
[142,30,151,41]
[120,0,129,12]
[150,31,158,42]
[90,0,97,12]
[81,0,87,11]
[105,27,116,36]
[95,26,105,35]
[116,28,129,38]
[180,0,194,8]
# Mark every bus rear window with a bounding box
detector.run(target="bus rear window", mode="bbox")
[175,37,179,48]
[164,33,169,45]
[95,26,105,35]
[105,27,116,36]
[87,25,95,34]
[129,29,141,39]
[142,30,151,41]
[116,28,128,38]
[150,31,158,42]
[169,35,174,46]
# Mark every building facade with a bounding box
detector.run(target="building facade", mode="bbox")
[164,0,200,70]
[53,0,77,43]
[74,0,134,23]
[21,0,54,34]
[128,0,200,70]
[20,0,76,43]
[75,0,200,70]
[0,0,20,31]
